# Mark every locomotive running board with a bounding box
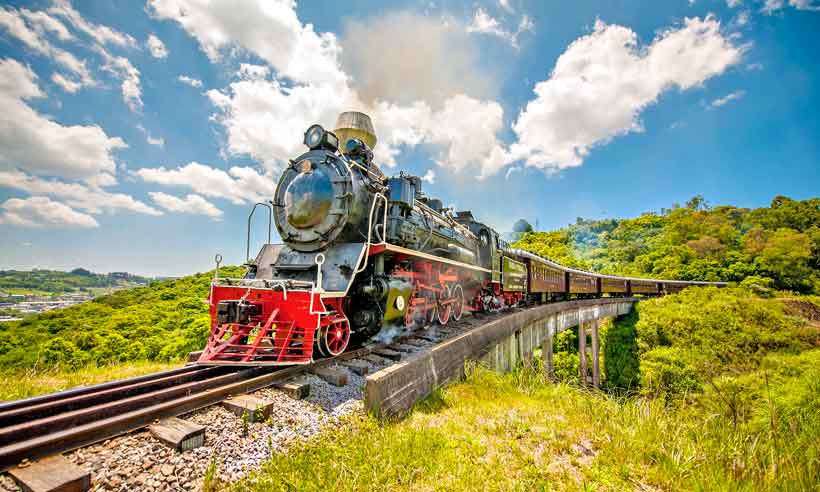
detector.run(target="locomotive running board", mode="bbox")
[368,243,492,273]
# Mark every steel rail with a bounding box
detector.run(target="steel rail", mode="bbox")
[0,366,230,428]
[0,345,373,472]
[0,364,209,413]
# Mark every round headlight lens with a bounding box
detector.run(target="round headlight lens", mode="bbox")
[304,124,324,149]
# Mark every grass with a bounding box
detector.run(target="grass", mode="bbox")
[228,361,820,492]
[0,360,183,401]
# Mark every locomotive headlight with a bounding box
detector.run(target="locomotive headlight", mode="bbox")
[304,124,340,152]
[304,124,324,149]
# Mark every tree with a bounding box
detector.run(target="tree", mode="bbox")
[753,228,813,291]
[686,195,709,211]
[512,219,533,233]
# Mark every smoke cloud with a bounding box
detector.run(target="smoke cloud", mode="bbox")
[341,11,497,106]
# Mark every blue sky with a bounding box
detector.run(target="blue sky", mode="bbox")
[0,0,818,276]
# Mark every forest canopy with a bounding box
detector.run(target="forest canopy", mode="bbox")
[513,195,820,293]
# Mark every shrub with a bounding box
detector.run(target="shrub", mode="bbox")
[552,352,579,384]
[639,346,701,402]
[740,275,775,297]
[40,338,89,370]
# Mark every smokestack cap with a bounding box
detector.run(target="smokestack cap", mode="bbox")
[334,111,377,150]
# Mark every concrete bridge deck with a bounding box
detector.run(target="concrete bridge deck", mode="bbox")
[365,297,637,419]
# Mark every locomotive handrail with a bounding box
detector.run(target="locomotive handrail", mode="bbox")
[354,193,388,275]
[213,277,314,300]
[245,202,273,264]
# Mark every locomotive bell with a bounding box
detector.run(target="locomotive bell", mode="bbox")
[334,111,377,151]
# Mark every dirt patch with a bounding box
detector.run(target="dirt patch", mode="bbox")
[782,299,820,321]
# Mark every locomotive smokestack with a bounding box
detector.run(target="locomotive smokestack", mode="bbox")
[334,111,377,151]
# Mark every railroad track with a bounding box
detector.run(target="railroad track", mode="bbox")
[0,308,511,473]
[0,345,375,472]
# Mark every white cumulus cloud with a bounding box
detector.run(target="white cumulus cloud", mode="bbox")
[0,5,94,88]
[146,33,168,58]
[177,74,202,88]
[510,16,744,173]
[95,46,142,112]
[0,196,99,228]
[51,72,81,92]
[148,0,345,88]
[146,136,165,147]
[207,77,355,173]
[466,8,533,48]
[148,192,223,220]
[48,0,137,48]
[422,169,436,184]
[135,162,275,205]
[762,0,820,12]
[0,170,163,216]
[0,58,127,183]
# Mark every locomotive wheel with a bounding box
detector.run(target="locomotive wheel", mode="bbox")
[320,319,350,357]
[450,284,465,321]
[436,287,451,325]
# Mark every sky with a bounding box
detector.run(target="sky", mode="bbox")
[0,0,818,276]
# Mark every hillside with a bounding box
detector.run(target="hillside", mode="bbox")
[0,269,150,296]
[0,266,245,372]
[513,195,820,293]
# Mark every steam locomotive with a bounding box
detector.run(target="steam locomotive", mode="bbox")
[198,112,723,366]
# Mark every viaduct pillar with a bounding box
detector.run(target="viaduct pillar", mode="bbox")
[579,319,601,389]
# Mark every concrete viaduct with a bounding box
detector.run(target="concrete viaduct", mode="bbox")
[365,297,637,419]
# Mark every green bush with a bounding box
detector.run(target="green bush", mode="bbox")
[40,338,89,370]
[552,351,579,384]
[740,275,775,297]
[639,346,701,402]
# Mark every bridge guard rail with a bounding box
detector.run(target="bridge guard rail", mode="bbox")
[364,298,637,419]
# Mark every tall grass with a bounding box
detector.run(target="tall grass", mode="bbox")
[0,360,182,401]
[232,362,820,492]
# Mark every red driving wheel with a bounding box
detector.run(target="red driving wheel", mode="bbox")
[321,318,350,357]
